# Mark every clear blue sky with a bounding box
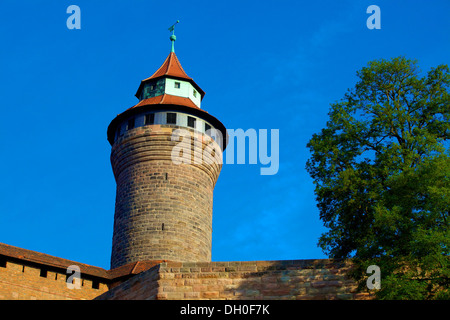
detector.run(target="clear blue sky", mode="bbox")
[0,0,449,270]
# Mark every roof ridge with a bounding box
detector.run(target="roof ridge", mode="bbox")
[171,52,191,79]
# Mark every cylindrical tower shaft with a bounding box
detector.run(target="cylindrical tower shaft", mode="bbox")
[109,123,223,269]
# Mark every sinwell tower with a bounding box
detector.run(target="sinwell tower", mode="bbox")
[107,22,227,269]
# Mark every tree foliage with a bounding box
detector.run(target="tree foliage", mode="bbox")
[306,57,450,299]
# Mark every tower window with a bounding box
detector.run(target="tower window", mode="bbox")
[127,118,135,130]
[174,82,181,89]
[193,90,197,98]
[167,113,177,124]
[145,113,155,125]
[205,123,211,133]
[187,116,196,128]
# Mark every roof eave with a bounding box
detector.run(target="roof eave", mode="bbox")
[107,102,227,150]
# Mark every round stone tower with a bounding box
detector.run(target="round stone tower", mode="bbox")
[107,33,227,269]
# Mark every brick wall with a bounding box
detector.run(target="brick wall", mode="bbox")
[0,260,108,300]
[110,124,223,269]
[96,259,374,300]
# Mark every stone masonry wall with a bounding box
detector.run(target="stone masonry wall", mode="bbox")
[110,124,223,269]
[96,259,373,300]
[0,260,108,300]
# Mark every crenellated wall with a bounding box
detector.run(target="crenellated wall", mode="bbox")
[0,259,108,300]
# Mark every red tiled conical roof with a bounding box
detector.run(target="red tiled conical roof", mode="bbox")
[145,52,192,81]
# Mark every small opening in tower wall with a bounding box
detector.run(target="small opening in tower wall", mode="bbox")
[174,81,181,89]
[205,123,211,133]
[40,268,48,278]
[92,280,100,289]
[162,223,165,231]
[167,113,177,124]
[0,256,6,268]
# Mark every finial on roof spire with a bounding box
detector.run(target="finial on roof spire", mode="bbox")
[168,20,180,53]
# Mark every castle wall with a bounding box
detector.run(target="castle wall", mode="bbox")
[96,259,373,300]
[0,260,108,300]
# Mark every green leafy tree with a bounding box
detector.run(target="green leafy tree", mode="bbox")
[306,57,450,299]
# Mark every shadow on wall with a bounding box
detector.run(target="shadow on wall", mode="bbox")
[209,259,372,300]
[95,259,374,300]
